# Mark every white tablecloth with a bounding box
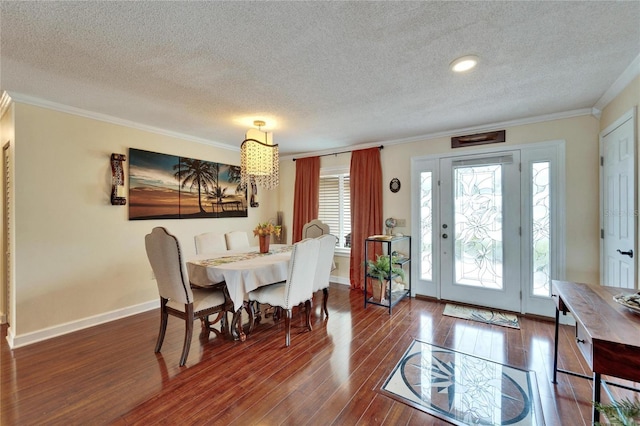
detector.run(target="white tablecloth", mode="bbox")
[186,244,292,311]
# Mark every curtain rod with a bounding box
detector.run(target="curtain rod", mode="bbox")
[292,145,383,161]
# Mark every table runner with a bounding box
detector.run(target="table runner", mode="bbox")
[192,245,293,268]
[187,245,293,310]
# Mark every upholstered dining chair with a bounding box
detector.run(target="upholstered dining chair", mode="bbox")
[194,232,227,254]
[225,231,250,250]
[247,238,320,346]
[302,219,330,239]
[145,227,232,366]
[313,234,337,317]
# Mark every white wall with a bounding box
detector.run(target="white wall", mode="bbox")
[9,102,277,345]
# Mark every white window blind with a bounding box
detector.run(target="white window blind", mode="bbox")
[319,172,351,249]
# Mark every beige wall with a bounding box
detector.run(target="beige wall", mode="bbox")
[5,75,638,343]
[280,114,602,287]
[9,102,277,340]
[600,75,639,131]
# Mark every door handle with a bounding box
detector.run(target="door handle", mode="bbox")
[617,249,634,258]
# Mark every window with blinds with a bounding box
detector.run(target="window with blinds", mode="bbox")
[318,172,351,249]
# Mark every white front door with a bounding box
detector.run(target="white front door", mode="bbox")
[439,151,521,311]
[601,111,636,288]
[411,141,564,317]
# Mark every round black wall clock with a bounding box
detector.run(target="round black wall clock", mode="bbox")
[389,178,401,193]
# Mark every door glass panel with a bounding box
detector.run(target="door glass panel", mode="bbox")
[420,172,433,281]
[454,164,503,289]
[532,162,551,297]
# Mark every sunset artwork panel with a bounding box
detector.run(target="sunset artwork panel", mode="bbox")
[128,148,247,220]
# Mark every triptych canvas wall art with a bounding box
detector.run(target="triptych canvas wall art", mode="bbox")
[128,148,247,220]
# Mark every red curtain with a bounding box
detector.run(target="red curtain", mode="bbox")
[349,148,382,291]
[292,156,320,243]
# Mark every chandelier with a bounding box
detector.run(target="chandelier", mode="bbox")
[240,120,279,190]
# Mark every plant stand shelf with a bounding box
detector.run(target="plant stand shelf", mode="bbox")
[364,235,411,314]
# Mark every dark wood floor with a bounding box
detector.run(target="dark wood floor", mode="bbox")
[2,284,638,425]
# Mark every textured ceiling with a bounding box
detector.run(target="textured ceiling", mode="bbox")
[1,1,639,156]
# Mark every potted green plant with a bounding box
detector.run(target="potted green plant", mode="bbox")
[594,397,640,426]
[366,254,405,302]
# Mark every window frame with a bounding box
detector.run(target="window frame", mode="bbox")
[319,166,351,254]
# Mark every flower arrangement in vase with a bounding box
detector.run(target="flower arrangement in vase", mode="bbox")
[253,222,281,253]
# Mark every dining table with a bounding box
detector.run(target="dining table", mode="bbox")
[186,244,293,341]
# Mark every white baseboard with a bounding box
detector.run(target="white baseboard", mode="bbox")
[330,275,350,286]
[5,279,347,348]
[6,299,158,349]
[5,324,15,346]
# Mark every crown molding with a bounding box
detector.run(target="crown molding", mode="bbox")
[593,53,640,112]
[5,91,239,152]
[6,90,597,161]
[0,91,13,118]
[280,108,593,161]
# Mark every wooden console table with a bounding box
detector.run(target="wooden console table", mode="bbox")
[552,280,640,423]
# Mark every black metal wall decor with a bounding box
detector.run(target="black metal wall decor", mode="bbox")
[250,179,259,207]
[111,153,127,205]
[389,178,401,193]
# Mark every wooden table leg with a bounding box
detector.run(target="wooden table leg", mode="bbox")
[231,309,246,342]
[245,301,256,335]
[220,311,229,336]
[230,302,258,341]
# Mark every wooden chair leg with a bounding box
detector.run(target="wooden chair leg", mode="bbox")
[206,312,225,328]
[179,305,194,367]
[155,299,169,353]
[284,309,292,347]
[305,300,313,332]
[322,288,329,317]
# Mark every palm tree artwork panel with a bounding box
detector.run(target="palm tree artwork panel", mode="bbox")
[128,148,247,220]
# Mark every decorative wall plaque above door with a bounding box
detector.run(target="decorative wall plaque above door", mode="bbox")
[451,130,506,148]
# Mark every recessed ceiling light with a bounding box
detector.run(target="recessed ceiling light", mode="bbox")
[450,55,479,73]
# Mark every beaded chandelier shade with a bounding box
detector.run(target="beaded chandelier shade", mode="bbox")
[240,121,279,190]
